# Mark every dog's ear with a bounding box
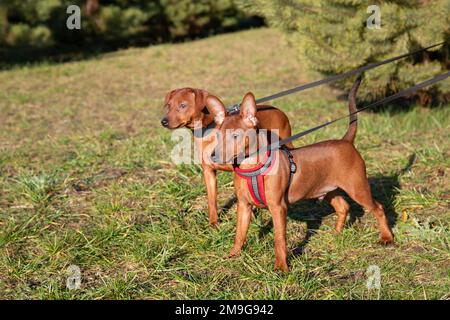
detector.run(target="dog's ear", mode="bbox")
[240,92,258,127]
[191,88,209,111]
[206,95,226,126]
[164,89,177,104]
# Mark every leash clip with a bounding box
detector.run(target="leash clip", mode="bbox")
[290,162,297,174]
[227,104,240,115]
[281,146,296,174]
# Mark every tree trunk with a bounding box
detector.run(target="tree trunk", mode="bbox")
[0,4,8,43]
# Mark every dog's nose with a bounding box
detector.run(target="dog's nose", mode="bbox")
[161,117,169,127]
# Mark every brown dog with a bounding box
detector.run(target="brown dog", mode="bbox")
[161,88,293,226]
[207,78,394,272]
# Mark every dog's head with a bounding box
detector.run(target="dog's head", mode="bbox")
[207,92,259,164]
[160,88,208,129]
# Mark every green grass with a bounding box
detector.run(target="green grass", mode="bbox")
[0,28,449,300]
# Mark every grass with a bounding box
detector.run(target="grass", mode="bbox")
[0,28,449,300]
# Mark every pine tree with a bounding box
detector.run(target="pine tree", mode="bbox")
[239,0,449,104]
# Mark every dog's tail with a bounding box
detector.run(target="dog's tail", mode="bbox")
[342,76,362,143]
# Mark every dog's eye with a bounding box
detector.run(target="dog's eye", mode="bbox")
[232,133,239,139]
[179,103,187,109]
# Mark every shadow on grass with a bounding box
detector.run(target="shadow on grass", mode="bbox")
[0,38,163,70]
[220,195,237,214]
[254,153,417,255]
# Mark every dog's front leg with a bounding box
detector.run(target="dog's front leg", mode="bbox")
[202,166,218,226]
[269,202,289,272]
[229,201,253,257]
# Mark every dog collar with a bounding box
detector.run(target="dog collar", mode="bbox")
[192,120,216,138]
[191,107,216,138]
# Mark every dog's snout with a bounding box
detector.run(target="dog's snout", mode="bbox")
[161,117,169,127]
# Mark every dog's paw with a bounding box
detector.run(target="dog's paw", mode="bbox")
[274,262,289,273]
[209,221,219,228]
[379,235,394,245]
[228,248,241,258]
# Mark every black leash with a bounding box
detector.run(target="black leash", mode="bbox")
[268,71,450,152]
[229,71,449,161]
[226,42,445,113]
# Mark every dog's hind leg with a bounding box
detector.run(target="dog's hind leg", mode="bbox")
[324,190,350,233]
[340,176,393,244]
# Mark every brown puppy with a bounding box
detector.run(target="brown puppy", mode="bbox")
[161,88,293,226]
[208,78,394,272]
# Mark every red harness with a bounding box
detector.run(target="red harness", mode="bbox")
[233,147,297,206]
[233,149,277,206]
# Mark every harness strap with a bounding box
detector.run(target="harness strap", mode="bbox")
[281,146,296,189]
